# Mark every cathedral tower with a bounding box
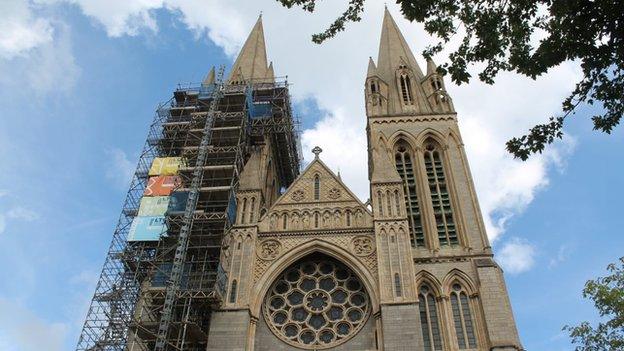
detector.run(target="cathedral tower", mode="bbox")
[365,8,522,351]
[77,10,523,351]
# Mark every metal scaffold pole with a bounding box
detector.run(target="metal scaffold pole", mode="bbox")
[75,103,169,351]
[76,64,300,351]
[154,66,225,351]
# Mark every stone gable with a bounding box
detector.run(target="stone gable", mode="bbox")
[258,158,373,233]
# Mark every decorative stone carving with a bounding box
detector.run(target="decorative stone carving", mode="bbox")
[263,255,371,349]
[291,213,301,230]
[322,211,331,228]
[302,212,310,229]
[352,236,374,256]
[355,210,364,227]
[291,189,305,202]
[328,188,341,199]
[333,210,342,227]
[258,239,281,260]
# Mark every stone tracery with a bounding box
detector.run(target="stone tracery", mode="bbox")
[263,254,371,349]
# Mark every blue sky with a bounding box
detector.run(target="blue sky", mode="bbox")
[0,1,622,350]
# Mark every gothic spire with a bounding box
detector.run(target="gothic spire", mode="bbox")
[426,57,437,76]
[367,57,378,77]
[376,8,424,81]
[265,61,275,81]
[227,15,270,84]
[203,66,215,85]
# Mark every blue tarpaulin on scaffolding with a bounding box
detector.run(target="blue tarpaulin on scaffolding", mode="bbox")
[199,84,216,99]
[227,194,237,225]
[167,191,189,213]
[246,86,272,118]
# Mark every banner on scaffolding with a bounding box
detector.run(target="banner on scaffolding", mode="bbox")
[144,175,181,196]
[138,196,170,216]
[148,157,183,176]
[127,216,166,241]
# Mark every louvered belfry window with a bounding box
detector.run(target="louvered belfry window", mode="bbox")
[400,73,413,105]
[424,141,458,245]
[450,283,477,349]
[395,143,425,246]
[419,284,443,351]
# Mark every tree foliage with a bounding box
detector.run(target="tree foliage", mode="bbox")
[276,0,624,160]
[564,257,624,351]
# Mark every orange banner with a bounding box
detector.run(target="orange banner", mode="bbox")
[144,176,181,196]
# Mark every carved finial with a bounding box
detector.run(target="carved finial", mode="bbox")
[312,146,323,159]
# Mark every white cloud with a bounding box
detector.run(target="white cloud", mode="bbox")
[49,0,581,242]
[497,237,536,274]
[0,215,5,235]
[549,245,571,269]
[6,207,39,221]
[105,148,136,189]
[0,0,54,59]
[0,1,79,94]
[0,194,39,235]
[0,297,67,351]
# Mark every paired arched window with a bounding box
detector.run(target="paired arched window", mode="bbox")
[314,174,320,200]
[419,284,443,351]
[394,142,424,247]
[450,283,477,349]
[399,71,413,105]
[423,141,458,245]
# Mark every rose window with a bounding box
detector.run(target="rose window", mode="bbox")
[263,254,370,349]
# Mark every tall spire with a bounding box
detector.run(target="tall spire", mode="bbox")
[265,61,275,81]
[370,8,432,115]
[203,66,215,85]
[227,15,270,83]
[426,57,437,76]
[367,57,378,77]
[376,8,424,81]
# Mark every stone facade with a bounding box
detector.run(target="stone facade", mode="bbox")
[206,8,523,351]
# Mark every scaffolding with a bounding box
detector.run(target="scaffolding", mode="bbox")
[76,70,301,351]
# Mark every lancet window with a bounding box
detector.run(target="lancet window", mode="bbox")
[399,67,413,105]
[370,80,378,94]
[394,273,402,297]
[419,284,443,351]
[249,197,255,223]
[423,140,458,245]
[394,142,425,246]
[229,280,238,303]
[450,283,477,349]
[241,198,247,224]
[314,174,320,200]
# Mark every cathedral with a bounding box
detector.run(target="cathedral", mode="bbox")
[207,9,523,351]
